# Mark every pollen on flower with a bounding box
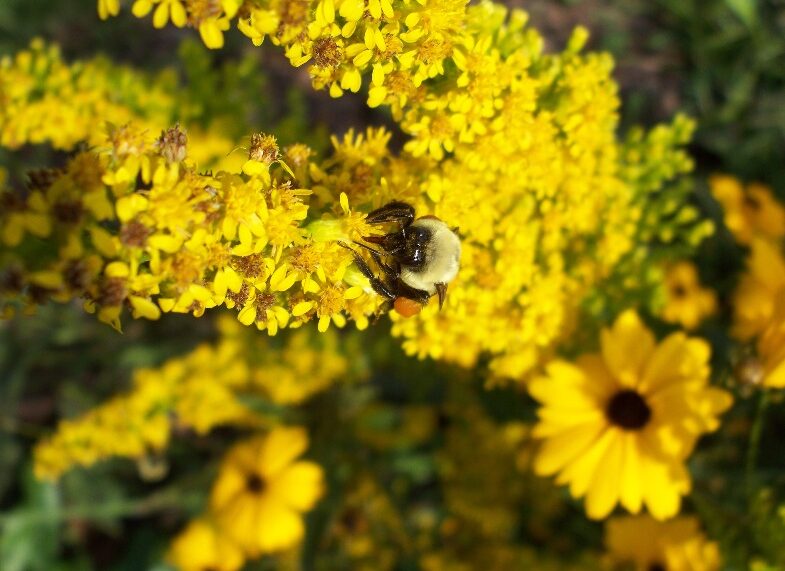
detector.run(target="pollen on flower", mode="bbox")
[120,220,152,247]
[156,124,188,164]
[248,133,281,165]
[313,37,343,69]
[318,284,346,318]
[232,254,267,279]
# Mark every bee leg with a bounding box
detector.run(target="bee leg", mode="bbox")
[338,243,397,300]
[372,299,394,323]
[396,282,432,306]
[366,201,415,227]
[356,242,399,277]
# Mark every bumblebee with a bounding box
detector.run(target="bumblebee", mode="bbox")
[344,201,461,317]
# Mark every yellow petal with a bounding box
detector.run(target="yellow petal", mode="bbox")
[601,310,655,388]
[269,461,324,511]
[258,427,309,476]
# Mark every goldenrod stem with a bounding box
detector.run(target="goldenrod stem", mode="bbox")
[745,390,769,491]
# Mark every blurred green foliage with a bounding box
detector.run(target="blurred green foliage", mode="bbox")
[587,0,785,190]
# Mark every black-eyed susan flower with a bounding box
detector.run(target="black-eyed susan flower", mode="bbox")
[710,174,785,245]
[732,238,785,340]
[605,515,721,571]
[168,518,245,571]
[209,427,325,555]
[745,298,785,389]
[660,261,717,330]
[530,310,732,520]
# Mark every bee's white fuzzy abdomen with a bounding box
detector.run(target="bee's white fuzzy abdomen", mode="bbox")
[399,218,461,295]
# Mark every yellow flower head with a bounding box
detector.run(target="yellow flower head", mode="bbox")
[710,174,785,245]
[167,518,245,571]
[748,297,785,389]
[605,515,721,571]
[530,310,732,520]
[210,427,325,555]
[732,238,785,340]
[660,261,717,330]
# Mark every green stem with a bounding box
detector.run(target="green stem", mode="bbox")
[0,488,202,527]
[745,390,770,491]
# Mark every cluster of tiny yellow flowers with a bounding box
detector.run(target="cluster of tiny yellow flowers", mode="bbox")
[5,7,702,381]
[530,310,732,520]
[168,427,325,569]
[605,515,721,571]
[33,331,252,480]
[33,316,348,479]
[711,175,785,389]
[0,40,239,169]
[0,118,390,333]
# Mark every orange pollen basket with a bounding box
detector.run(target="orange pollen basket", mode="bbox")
[394,297,422,317]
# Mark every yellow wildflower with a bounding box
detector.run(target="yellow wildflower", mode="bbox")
[530,310,732,519]
[748,298,785,389]
[660,261,717,330]
[33,339,253,479]
[210,428,325,555]
[732,238,785,340]
[710,174,785,244]
[605,515,721,571]
[168,519,245,571]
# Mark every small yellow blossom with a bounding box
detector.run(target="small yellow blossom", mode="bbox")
[210,427,325,555]
[660,261,717,329]
[710,174,785,244]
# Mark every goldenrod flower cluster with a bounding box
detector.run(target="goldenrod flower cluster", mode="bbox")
[0,40,238,169]
[3,2,705,381]
[33,317,348,479]
[0,117,388,333]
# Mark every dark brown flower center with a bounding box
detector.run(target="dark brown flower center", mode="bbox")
[245,473,267,494]
[606,389,651,430]
[648,563,666,571]
[743,193,761,211]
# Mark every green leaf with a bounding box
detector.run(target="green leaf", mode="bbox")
[0,468,61,571]
[724,0,758,28]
